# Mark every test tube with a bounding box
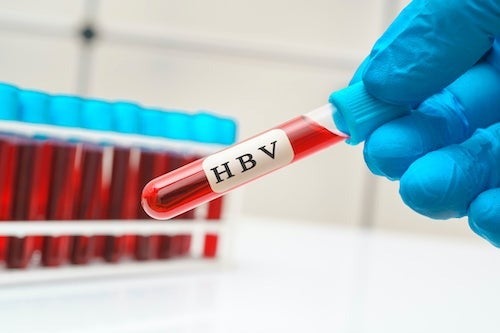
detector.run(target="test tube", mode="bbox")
[46,142,81,266]
[191,112,232,258]
[157,112,199,258]
[134,109,167,261]
[7,140,36,268]
[77,100,113,262]
[0,84,20,263]
[7,90,52,269]
[142,104,343,220]
[0,137,19,263]
[104,102,141,263]
[142,83,410,220]
[47,96,84,265]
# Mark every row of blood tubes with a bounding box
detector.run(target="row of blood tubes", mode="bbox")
[0,83,236,269]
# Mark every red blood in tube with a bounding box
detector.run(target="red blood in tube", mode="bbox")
[203,197,224,258]
[203,234,218,258]
[7,142,35,268]
[29,142,54,254]
[149,153,171,259]
[134,150,157,260]
[44,144,80,267]
[104,147,130,262]
[123,148,141,219]
[0,138,19,262]
[156,235,172,259]
[169,155,197,257]
[156,154,178,259]
[142,116,344,220]
[179,233,192,256]
[74,147,105,262]
[122,148,140,257]
[207,197,224,220]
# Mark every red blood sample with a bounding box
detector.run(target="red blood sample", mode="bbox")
[156,235,172,259]
[29,141,54,259]
[104,147,131,263]
[134,150,162,261]
[207,197,224,220]
[0,138,19,262]
[123,148,141,257]
[203,234,218,258]
[44,143,81,267]
[142,115,345,220]
[202,196,224,258]
[170,155,197,258]
[7,141,36,268]
[4,139,54,269]
[151,153,178,260]
[73,146,105,263]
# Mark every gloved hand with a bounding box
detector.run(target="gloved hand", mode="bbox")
[345,0,500,246]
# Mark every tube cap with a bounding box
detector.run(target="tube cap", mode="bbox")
[191,112,219,143]
[112,102,140,134]
[81,99,113,131]
[140,109,165,137]
[0,83,20,120]
[19,90,50,124]
[329,82,410,145]
[161,111,191,141]
[49,95,81,127]
[191,112,237,145]
[217,117,237,145]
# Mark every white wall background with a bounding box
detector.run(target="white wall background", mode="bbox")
[0,0,473,239]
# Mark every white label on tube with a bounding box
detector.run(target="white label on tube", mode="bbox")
[203,129,294,193]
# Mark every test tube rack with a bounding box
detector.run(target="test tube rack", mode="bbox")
[0,83,238,285]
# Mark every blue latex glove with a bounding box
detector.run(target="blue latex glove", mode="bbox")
[348,0,500,246]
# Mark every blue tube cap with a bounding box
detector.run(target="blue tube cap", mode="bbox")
[49,95,82,127]
[217,117,237,145]
[191,112,237,144]
[329,82,410,145]
[191,112,219,143]
[19,90,50,124]
[81,99,113,131]
[140,109,165,137]
[113,102,141,134]
[161,111,191,141]
[0,83,20,120]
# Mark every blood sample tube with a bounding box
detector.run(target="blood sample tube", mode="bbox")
[77,100,113,262]
[123,146,141,257]
[191,112,233,258]
[170,154,198,257]
[0,84,20,263]
[134,109,167,261]
[7,90,52,269]
[142,83,410,220]
[157,153,182,259]
[144,82,413,221]
[141,104,343,220]
[28,141,54,253]
[104,102,141,263]
[0,137,19,263]
[150,152,170,257]
[47,96,84,265]
[77,146,105,260]
[46,142,81,266]
[156,112,196,259]
[7,140,35,268]
[203,197,224,258]
[135,149,156,260]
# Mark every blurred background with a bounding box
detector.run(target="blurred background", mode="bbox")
[0,0,474,238]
